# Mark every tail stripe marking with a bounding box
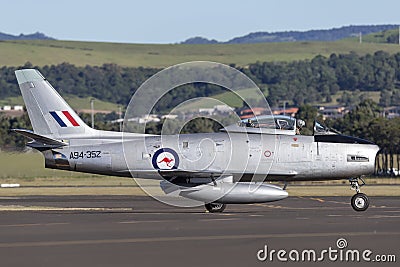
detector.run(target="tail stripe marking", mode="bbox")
[62,111,80,126]
[49,111,67,127]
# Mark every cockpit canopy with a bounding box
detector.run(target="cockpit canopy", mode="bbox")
[239,115,296,130]
[222,115,299,135]
[222,115,338,136]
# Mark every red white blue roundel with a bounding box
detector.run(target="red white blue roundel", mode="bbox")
[152,148,179,170]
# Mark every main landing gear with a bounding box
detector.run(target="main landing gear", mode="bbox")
[205,202,226,213]
[349,177,369,212]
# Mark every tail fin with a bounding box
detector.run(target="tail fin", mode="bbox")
[15,69,94,138]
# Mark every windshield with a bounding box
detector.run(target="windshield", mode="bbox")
[313,121,339,135]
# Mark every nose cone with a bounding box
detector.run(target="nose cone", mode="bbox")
[364,144,380,175]
[369,144,380,162]
[260,185,289,201]
[244,183,289,203]
[373,144,380,154]
[277,189,289,200]
[372,144,380,166]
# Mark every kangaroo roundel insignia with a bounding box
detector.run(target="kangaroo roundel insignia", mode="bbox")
[152,148,179,170]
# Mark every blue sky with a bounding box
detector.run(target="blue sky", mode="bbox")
[1,0,399,43]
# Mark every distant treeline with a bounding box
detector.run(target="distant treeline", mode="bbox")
[0,63,157,105]
[182,25,398,44]
[1,51,400,111]
[241,51,400,107]
[0,63,227,112]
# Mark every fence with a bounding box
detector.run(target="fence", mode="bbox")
[375,148,400,177]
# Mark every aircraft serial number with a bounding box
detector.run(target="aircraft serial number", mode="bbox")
[69,151,101,159]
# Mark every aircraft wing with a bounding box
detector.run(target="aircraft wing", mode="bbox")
[125,168,297,181]
[159,169,298,179]
[265,170,298,179]
[124,169,224,179]
[158,169,224,178]
[12,129,67,150]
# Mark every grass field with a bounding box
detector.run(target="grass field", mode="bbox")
[63,96,121,112]
[310,90,381,107]
[1,39,400,68]
[0,95,120,112]
[0,152,105,179]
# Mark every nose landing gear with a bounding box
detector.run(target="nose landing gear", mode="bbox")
[349,177,369,212]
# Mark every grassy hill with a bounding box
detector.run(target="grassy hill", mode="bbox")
[1,39,400,68]
[1,38,398,111]
[362,29,399,43]
[345,29,400,44]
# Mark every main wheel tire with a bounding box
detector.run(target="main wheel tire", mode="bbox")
[205,203,226,213]
[351,193,369,212]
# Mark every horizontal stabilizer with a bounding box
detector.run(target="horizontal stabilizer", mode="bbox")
[12,129,67,150]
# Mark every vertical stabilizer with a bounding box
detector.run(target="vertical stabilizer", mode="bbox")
[15,69,94,138]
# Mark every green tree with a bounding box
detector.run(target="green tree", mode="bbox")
[330,100,382,140]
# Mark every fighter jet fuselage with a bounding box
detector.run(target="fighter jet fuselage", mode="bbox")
[14,69,379,212]
[44,131,378,183]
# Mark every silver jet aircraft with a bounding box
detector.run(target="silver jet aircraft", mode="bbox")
[13,69,379,212]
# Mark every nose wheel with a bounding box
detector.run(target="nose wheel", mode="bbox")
[349,177,369,212]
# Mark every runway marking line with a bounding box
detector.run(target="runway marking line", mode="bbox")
[309,197,325,203]
[118,220,177,224]
[0,205,133,212]
[198,218,239,222]
[367,215,400,219]
[0,232,399,248]
[249,204,284,209]
[248,204,349,210]
[0,222,69,227]
[383,210,400,213]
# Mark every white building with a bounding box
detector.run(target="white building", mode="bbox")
[383,106,400,118]
[161,114,178,120]
[198,108,215,115]
[214,105,234,113]
[13,105,23,111]
[128,115,161,124]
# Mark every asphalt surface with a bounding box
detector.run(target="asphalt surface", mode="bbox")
[0,195,399,267]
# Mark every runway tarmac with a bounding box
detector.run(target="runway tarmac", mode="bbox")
[0,195,398,267]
